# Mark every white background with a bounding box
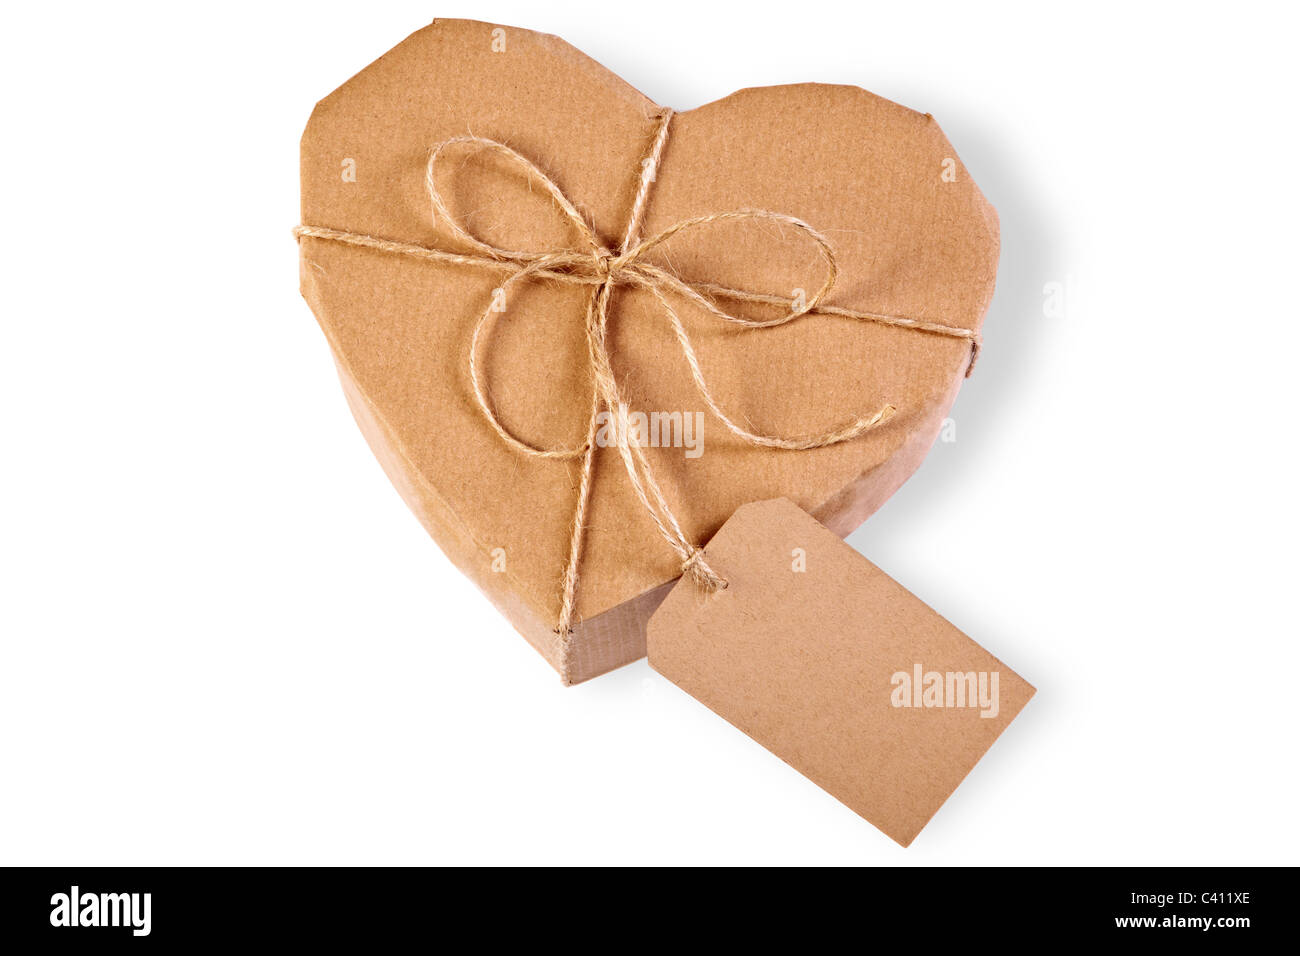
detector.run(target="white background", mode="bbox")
[2,2,1296,866]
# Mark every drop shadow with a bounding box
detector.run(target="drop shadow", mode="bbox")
[848,104,1063,549]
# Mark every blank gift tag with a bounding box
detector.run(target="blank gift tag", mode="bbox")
[647,498,1034,846]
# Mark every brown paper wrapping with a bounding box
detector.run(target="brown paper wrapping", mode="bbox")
[298,19,999,683]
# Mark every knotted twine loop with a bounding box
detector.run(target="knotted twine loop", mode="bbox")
[295,109,981,636]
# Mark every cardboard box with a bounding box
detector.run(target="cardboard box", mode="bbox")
[297,19,998,683]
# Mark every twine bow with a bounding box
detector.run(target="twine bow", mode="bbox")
[295,109,980,637]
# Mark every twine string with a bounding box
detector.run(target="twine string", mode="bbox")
[295,109,980,635]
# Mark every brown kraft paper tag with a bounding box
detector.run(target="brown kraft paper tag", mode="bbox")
[646,498,1034,846]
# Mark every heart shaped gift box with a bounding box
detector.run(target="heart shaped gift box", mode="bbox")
[297,19,998,684]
